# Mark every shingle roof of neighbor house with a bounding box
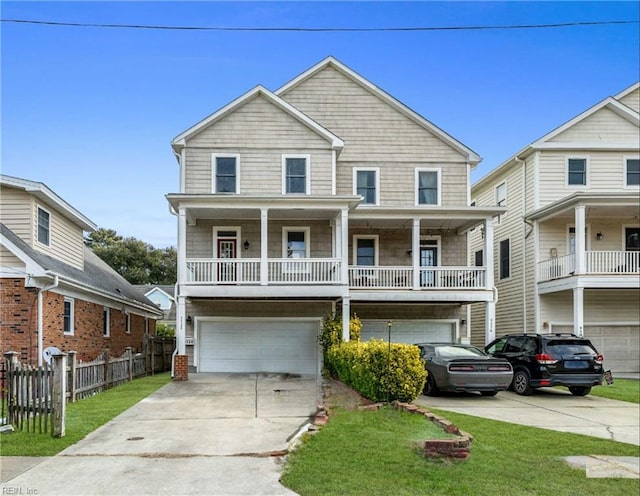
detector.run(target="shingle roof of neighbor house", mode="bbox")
[1,222,163,316]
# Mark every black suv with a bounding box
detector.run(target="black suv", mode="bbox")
[484,333,604,396]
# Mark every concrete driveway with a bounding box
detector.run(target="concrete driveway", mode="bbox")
[415,387,640,445]
[1,373,320,496]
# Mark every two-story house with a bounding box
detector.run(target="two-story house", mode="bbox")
[167,57,505,378]
[0,175,164,366]
[469,83,640,374]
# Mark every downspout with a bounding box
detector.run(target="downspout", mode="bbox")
[171,281,179,379]
[37,272,59,366]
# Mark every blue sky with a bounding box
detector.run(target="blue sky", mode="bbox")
[2,1,639,248]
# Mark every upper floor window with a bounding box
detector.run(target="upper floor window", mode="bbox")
[213,155,239,194]
[626,158,640,187]
[567,158,587,186]
[354,168,379,205]
[63,298,74,335]
[37,206,50,246]
[499,239,510,280]
[103,307,110,337]
[353,236,378,266]
[283,155,309,194]
[495,182,506,207]
[474,249,484,267]
[415,169,440,206]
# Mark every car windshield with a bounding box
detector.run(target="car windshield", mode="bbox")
[436,346,487,358]
[546,340,596,356]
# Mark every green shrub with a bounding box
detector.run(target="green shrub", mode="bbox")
[327,339,427,403]
[155,322,175,337]
[319,312,362,377]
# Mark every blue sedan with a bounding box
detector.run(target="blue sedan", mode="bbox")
[416,343,513,397]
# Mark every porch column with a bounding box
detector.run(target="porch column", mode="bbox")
[178,207,187,285]
[573,287,584,337]
[412,218,420,289]
[260,208,268,285]
[485,301,496,345]
[177,295,186,354]
[484,217,494,290]
[341,208,349,285]
[574,206,586,275]
[342,297,351,342]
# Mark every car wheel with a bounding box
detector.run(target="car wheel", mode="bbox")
[512,370,534,396]
[424,374,440,396]
[480,391,498,397]
[568,386,591,396]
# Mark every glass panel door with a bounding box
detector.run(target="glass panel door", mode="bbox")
[420,245,438,287]
[217,239,237,283]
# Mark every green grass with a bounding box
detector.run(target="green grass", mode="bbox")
[589,378,640,404]
[0,372,171,456]
[281,406,640,496]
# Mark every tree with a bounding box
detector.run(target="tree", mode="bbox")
[85,228,177,285]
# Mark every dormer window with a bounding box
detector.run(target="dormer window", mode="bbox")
[37,206,50,246]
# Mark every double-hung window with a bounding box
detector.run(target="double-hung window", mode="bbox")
[63,298,74,335]
[103,307,110,337]
[475,249,484,267]
[37,206,50,246]
[496,182,506,207]
[626,158,640,187]
[499,239,510,280]
[567,158,587,186]
[354,168,379,205]
[213,155,239,194]
[416,169,440,205]
[283,155,309,194]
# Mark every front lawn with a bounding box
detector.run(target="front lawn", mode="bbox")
[589,378,640,404]
[0,372,171,456]
[282,406,640,496]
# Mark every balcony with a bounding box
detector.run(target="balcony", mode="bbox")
[348,266,486,290]
[538,251,640,282]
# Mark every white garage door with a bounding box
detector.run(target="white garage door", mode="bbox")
[361,320,455,345]
[584,326,640,374]
[198,320,319,376]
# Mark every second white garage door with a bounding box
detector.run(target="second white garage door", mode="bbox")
[360,320,456,344]
[198,320,319,376]
[584,325,640,374]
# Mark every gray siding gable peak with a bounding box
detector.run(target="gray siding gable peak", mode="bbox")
[0,174,97,232]
[171,85,344,151]
[472,87,640,193]
[275,56,482,166]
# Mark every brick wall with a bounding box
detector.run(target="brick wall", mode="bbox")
[1,278,156,365]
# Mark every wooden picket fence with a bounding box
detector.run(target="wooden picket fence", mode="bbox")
[2,337,175,436]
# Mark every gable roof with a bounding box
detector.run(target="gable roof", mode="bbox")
[473,82,640,191]
[614,81,640,101]
[1,223,163,317]
[171,85,344,151]
[0,174,96,232]
[275,56,482,166]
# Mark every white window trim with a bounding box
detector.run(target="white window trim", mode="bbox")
[103,307,110,337]
[213,227,242,259]
[624,155,640,189]
[63,297,75,335]
[36,204,51,248]
[353,167,380,206]
[622,224,640,251]
[211,153,241,194]
[566,156,590,188]
[282,154,311,195]
[352,235,379,266]
[282,226,311,258]
[566,224,591,254]
[499,238,511,281]
[414,168,441,206]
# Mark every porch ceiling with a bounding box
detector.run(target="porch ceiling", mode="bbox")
[527,192,640,223]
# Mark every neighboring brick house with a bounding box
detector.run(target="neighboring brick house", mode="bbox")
[167,57,505,376]
[0,175,164,365]
[469,82,640,374]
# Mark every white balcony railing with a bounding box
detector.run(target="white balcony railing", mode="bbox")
[348,266,486,290]
[185,258,342,285]
[538,251,639,282]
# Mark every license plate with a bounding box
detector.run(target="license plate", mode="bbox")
[564,360,589,369]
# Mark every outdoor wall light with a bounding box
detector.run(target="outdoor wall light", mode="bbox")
[243,240,250,250]
[406,249,412,257]
[186,315,192,325]
[596,232,604,240]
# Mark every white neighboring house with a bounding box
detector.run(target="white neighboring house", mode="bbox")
[469,82,640,374]
[167,57,505,376]
[137,285,176,329]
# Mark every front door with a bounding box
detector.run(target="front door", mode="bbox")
[420,244,438,287]
[217,239,237,283]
